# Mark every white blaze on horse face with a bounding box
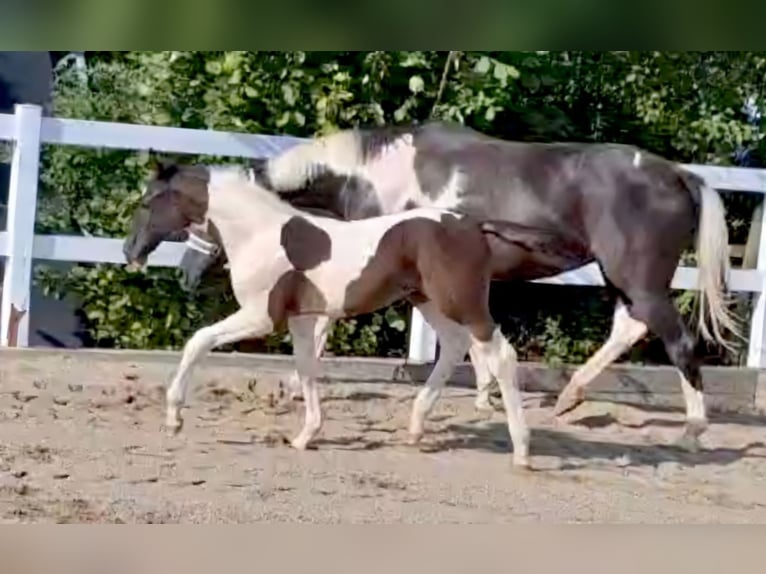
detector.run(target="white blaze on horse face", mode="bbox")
[633,151,642,167]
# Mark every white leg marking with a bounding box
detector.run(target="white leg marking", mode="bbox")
[166,304,273,433]
[676,372,708,452]
[285,316,332,401]
[472,328,530,468]
[407,303,472,443]
[554,302,648,416]
[469,344,496,412]
[288,315,330,450]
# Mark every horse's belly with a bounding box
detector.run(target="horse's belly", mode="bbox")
[486,234,592,281]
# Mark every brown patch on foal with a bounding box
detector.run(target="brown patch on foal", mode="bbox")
[343,213,496,342]
[280,216,332,271]
[267,271,327,329]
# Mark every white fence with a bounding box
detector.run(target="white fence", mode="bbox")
[3,104,766,367]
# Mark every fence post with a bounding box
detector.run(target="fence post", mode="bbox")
[407,306,438,363]
[747,196,766,368]
[1,104,43,347]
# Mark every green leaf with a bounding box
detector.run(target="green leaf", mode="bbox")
[408,75,425,94]
[205,61,222,75]
[281,84,297,106]
[475,56,491,74]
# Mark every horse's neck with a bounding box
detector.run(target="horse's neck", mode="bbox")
[206,175,292,257]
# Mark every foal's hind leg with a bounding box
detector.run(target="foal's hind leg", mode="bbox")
[165,302,274,434]
[288,314,330,450]
[407,302,473,444]
[284,315,332,401]
[554,301,648,416]
[471,326,530,468]
[469,345,497,412]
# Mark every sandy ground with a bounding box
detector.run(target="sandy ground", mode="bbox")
[0,352,765,523]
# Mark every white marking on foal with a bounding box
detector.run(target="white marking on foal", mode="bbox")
[288,315,330,450]
[633,151,642,167]
[469,344,496,412]
[471,328,529,468]
[165,300,274,433]
[407,303,472,443]
[285,315,332,402]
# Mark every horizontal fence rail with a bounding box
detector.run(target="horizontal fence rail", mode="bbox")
[2,105,766,367]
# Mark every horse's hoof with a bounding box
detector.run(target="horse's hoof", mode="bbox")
[553,387,584,417]
[406,430,423,446]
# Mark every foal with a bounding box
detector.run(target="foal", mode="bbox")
[123,161,530,468]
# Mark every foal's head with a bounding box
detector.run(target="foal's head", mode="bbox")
[123,159,210,270]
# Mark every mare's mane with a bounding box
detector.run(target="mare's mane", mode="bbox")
[205,164,305,219]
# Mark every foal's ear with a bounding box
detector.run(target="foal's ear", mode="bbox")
[147,151,176,180]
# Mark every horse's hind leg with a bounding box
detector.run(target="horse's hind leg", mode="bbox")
[624,292,708,450]
[407,302,473,444]
[165,302,274,434]
[554,300,648,416]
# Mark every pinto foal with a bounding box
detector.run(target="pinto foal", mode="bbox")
[123,161,530,468]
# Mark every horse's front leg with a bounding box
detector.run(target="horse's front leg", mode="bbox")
[287,314,330,450]
[165,301,273,435]
[284,315,332,401]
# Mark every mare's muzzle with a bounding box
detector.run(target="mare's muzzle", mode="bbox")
[178,233,219,293]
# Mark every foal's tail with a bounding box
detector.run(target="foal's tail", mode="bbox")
[683,170,741,349]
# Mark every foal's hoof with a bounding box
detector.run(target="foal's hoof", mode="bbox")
[553,386,585,417]
[290,435,312,451]
[512,457,532,473]
[164,416,183,437]
[674,434,701,453]
[474,397,495,414]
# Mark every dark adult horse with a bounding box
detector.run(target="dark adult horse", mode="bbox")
[174,120,738,451]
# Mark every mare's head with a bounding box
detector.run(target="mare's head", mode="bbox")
[123,159,210,271]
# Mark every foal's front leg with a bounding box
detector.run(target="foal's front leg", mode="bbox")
[165,303,273,434]
[287,314,330,450]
